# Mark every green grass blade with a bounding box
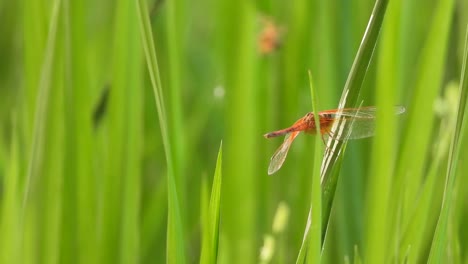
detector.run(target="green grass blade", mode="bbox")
[200,174,209,264]
[395,0,455,224]
[119,1,143,262]
[165,0,187,214]
[3,0,467,263]
[64,0,97,262]
[100,0,143,261]
[295,72,323,264]
[141,179,167,259]
[21,0,62,216]
[307,72,322,262]
[22,0,47,145]
[19,2,64,262]
[0,118,21,263]
[296,209,311,264]
[41,34,65,264]
[320,0,388,239]
[136,0,186,263]
[200,142,223,264]
[389,0,455,259]
[364,0,401,261]
[428,25,468,264]
[219,2,257,262]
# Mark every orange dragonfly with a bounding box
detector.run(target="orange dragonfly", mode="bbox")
[264,106,406,175]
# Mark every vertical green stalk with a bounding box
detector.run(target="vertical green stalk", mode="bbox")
[166,0,187,224]
[136,0,186,263]
[0,118,21,264]
[321,0,388,241]
[281,0,311,252]
[393,0,454,251]
[21,0,62,217]
[313,0,339,108]
[64,0,96,262]
[20,3,63,263]
[396,0,454,202]
[41,30,65,264]
[365,0,401,262]
[220,0,257,262]
[21,0,47,149]
[307,73,322,262]
[428,26,468,263]
[200,143,223,264]
[20,0,50,263]
[119,1,143,263]
[101,0,140,261]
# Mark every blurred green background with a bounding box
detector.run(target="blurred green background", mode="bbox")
[0,0,468,263]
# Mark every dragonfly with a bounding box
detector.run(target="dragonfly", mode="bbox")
[264,106,406,175]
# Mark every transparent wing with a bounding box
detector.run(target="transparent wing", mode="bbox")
[323,106,405,140]
[322,106,405,118]
[268,132,300,175]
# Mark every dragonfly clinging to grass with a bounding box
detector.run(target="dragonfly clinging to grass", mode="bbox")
[264,106,406,175]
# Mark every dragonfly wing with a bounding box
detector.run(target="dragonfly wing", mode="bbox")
[324,106,405,140]
[268,132,300,175]
[342,118,376,139]
[324,114,376,140]
[322,106,405,118]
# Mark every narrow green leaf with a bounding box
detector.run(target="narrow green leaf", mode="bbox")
[64,0,97,261]
[387,0,455,259]
[0,118,21,263]
[320,0,389,240]
[119,1,143,262]
[307,72,322,262]
[200,142,223,264]
[41,34,65,264]
[428,25,468,264]
[395,0,455,227]
[296,209,311,264]
[353,245,362,264]
[22,0,62,216]
[295,72,323,264]
[399,83,457,263]
[365,0,401,261]
[136,0,186,263]
[200,175,209,264]
[165,0,187,216]
[219,1,257,262]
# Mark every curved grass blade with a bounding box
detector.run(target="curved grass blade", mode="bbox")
[398,84,456,263]
[394,0,455,232]
[320,0,389,240]
[428,25,468,264]
[136,1,186,263]
[388,0,455,259]
[200,142,223,264]
[296,209,312,264]
[295,72,322,263]
[22,0,62,216]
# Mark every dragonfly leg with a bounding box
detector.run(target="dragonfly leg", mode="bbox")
[327,129,342,141]
[321,133,336,155]
[321,134,327,145]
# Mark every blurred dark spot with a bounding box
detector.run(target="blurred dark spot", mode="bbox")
[93,85,110,129]
[150,0,164,18]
